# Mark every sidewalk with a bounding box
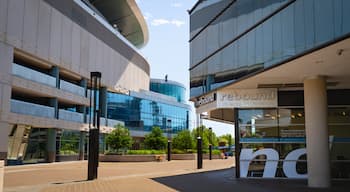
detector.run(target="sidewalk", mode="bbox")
[4,158,234,192]
[4,158,349,192]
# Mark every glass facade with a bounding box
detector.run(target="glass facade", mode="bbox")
[150,79,186,103]
[238,107,350,178]
[107,92,190,134]
[57,129,81,155]
[23,128,48,164]
[190,0,350,98]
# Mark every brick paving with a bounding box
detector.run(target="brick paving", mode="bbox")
[4,158,234,192]
[3,158,349,192]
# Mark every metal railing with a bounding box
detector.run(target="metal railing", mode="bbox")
[60,80,85,97]
[59,109,84,123]
[10,99,55,118]
[12,63,56,87]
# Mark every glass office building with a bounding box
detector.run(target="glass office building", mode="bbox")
[189,0,350,186]
[190,0,350,97]
[107,90,190,134]
[150,79,186,103]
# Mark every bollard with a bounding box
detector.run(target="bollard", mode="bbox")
[197,137,202,169]
[167,140,171,161]
[209,144,212,160]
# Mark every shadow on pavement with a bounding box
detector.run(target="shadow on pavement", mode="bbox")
[52,180,87,185]
[152,167,349,192]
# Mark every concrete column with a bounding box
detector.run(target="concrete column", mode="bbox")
[0,123,8,192]
[50,66,60,88]
[99,87,107,118]
[303,76,330,188]
[79,131,86,160]
[0,123,10,160]
[206,75,214,92]
[80,78,87,97]
[0,42,13,192]
[49,98,58,119]
[47,129,56,163]
[78,106,87,123]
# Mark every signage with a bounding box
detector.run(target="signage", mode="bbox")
[217,89,277,108]
[195,93,216,107]
[240,148,307,178]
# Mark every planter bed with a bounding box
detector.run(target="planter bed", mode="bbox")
[99,154,166,162]
[56,154,80,162]
[171,154,196,160]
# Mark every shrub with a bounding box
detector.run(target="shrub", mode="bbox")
[105,124,133,153]
[172,130,193,150]
[127,150,165,155]
[143,127,167,150]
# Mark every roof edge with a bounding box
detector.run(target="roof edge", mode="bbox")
[127,0,149,48]
[188,0,203,14]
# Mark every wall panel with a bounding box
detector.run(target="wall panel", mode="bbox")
[37,1,51,60]
[6,0,24,48]
[22,0,39,55]
[49,8,62,65]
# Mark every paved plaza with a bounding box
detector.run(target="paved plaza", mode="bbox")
[3,158,349,192]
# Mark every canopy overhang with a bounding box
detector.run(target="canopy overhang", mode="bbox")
[89,0,149,48]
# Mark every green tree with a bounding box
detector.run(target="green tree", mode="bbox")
[172,130,193,150]
[143,127,167,150]
[191,126,218,149]
[106,124,133,153]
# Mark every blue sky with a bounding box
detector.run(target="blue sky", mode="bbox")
[137,0,195,89]
[136,0,235,136]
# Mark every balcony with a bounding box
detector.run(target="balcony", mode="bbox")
[12,63,56,87]
[60,80,85,97]
[59,109,84,123]
[10,99,55,118]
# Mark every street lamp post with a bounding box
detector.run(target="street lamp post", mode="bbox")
[167,119,172,161]
[88,72,101,181]
[197,126,203,169]
[209,127,212,160]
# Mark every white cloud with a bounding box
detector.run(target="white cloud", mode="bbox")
[171,19,185,27]
[171,3,182,7]
[151,19,170,26]
[151,18,185,27]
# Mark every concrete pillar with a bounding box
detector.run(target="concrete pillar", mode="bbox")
[79,131,86,160]
[206,75,214,92]
[303,76,330,188]
[0,123,11,160]
[99,87,107,118]
[50,66,60,88]
[78,105,87,123]
[47,129,56,163]
[0,123,10,192]
[0,123,11,192]
[80,78,87,97]
[49,98,58,119]
[0,41,13,192]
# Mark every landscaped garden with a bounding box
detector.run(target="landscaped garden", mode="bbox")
[101,124,234,162]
